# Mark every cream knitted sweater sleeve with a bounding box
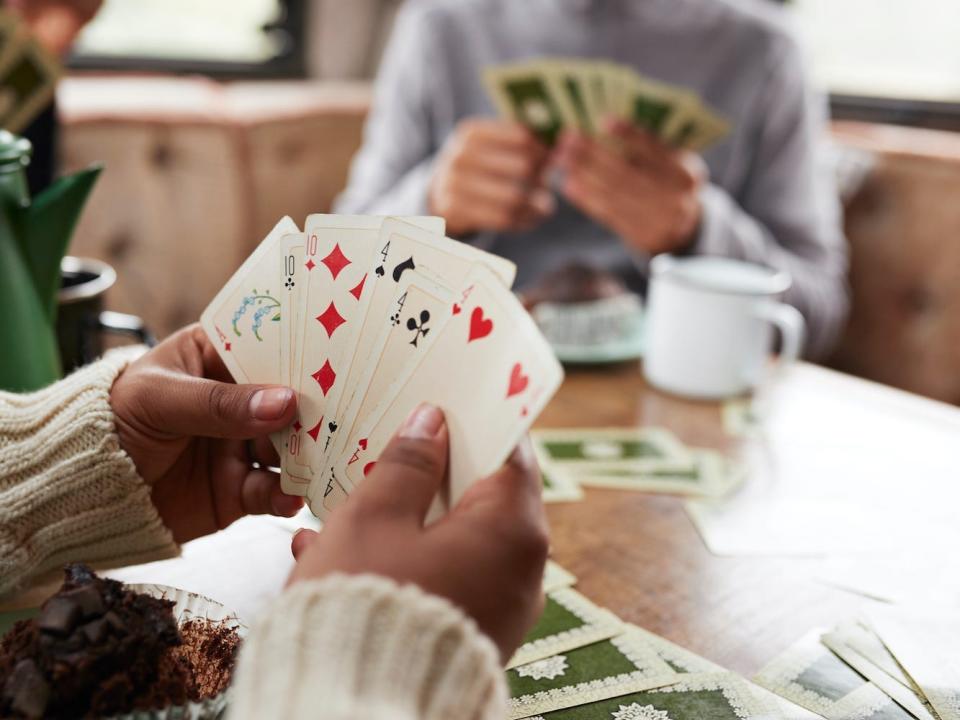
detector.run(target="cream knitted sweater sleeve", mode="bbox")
[0,349,178,598]
[229,574,508,720]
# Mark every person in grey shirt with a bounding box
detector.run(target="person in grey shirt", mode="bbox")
[336,0,849,359]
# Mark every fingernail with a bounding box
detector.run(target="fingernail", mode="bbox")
[250,387,294,420]
[400,403,445,439]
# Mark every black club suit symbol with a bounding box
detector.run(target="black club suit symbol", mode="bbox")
[407,310,430,347]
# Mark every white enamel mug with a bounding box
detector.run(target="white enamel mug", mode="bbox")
[643,255,805,399]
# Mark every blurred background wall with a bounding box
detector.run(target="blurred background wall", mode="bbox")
[55,0,960,404]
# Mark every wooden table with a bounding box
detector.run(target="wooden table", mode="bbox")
[539,361,864,677]
[8,359,958,678]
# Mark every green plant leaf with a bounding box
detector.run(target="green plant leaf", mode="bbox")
[0,209,60,391]
[16,164,102,322]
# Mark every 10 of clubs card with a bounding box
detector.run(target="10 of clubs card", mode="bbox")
[332,264,563,510]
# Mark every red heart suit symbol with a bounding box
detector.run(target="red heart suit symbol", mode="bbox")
[507,363,529,398]
[452,303,462,315]
[468,306,493,342]
[363,461,377,477]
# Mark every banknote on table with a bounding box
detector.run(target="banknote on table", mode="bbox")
[485,57,730,153]
[507,629,678,719]
[865,607,960,720]
[821,621,937,720]
[532,428,691,470]
[754,629,915,720]
[573,449,743,498]
[531,428,741,499]
[202,214,563,521]
[524,672,823,720]
[508,588,624,669]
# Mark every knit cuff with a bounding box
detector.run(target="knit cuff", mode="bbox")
[0,348,178,599]
[229,574,508,720]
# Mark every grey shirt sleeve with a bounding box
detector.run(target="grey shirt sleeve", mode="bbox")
[334,6,438,216]
[690,38,849,361]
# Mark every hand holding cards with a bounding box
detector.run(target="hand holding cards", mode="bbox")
[201,214,564,521]
[484,57,729,153]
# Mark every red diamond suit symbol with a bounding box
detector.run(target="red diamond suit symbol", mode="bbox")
[322,244,351,279]
[316,302,346,337]
[311,360,336,396]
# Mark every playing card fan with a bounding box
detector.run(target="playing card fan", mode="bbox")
[202,214,564,521]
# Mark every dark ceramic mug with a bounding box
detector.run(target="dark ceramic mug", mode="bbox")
[57,256,155,374]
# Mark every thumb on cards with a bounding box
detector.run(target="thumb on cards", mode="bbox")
[355,403,448,525]
[139,374,297,439]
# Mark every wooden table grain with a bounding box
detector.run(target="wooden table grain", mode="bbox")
[539,361,861,677]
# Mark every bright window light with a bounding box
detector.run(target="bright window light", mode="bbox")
[789,0,960,102]
[74,0,286,63]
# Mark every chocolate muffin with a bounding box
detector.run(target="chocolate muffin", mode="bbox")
[525,262,644,350]
[522,262,630,309]
[0,565,240,719]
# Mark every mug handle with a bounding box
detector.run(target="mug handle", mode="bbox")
[98,311,157,348]
[755,301,805,365]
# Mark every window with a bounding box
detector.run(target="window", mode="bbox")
[789,0,960,128]
[69,0,305,78]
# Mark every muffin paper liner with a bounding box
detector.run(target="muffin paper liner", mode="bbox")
[107,584,247,720]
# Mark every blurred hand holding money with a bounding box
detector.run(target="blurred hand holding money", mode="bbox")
[476,58,728,253]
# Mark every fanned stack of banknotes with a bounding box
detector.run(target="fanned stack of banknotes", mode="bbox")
[201,215,564,520]
[754,612,959,720]
[534,426,744,503]
[484,58,730,151]
[522,563,958,719]
[512,560,819,719]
